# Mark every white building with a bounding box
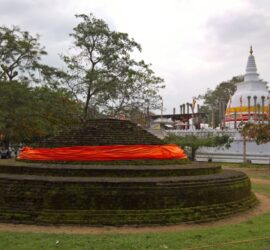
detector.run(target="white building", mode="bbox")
[225,46,269,128]
[196,47,270,164]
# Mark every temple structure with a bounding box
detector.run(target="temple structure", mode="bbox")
[225,46,269,128]
[0,119,257,225]
[163,47,270,164]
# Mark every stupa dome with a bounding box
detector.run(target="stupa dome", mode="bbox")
[18,119,186,162]
[225,47,269,128]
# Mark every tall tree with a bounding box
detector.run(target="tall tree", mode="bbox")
[198,76,243,127]
[62,13,164,121]
[0,26,47,82]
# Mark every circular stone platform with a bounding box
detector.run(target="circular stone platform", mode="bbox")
[0,119,257,225]
[0,160,257,225]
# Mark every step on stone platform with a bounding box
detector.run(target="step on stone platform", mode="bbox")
[0,119,258,225]
[0,160,257,225]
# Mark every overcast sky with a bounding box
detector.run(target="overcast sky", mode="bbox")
[1,0,270,113]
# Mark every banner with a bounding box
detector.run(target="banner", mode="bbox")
[18,144,187,162]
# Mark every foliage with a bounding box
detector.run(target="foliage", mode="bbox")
[0,81,80,147]
[36,63,71,89]
[241,123,270,144]
[0,16,164,145]
[165,134,232,160]
[61,13,164,120]
[0,26,83,147]
[0,26,47,82]
[198,75,243,126]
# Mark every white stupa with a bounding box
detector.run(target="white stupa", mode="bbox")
[225,46,269,128]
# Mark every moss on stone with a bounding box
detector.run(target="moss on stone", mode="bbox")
[0,195,257,225]
[0,162,221,177]
[31,119,165,148]
[16,158,190,166]
[0,168,258,225]
[0,119,258,225]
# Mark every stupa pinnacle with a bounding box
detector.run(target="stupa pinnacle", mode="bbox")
[244,46,259,82]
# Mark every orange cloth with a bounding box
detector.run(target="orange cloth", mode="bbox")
[18,144,186,162]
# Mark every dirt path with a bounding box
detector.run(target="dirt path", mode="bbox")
[0,192,269,235]
[251,178,270,185]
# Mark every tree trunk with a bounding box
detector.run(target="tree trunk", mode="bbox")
[83,95,90,121]
[243,135,247,164]
[211,106,215,128]
[191,148,196,161]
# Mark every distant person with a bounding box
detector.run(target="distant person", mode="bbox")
[0,148,9,159]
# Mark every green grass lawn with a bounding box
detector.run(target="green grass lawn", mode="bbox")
[252,183,270,196]
[222,162,270,180]
[1,167,270,250]
[220,162,270,169]
[252,174,270,180]
[1,214,270,250]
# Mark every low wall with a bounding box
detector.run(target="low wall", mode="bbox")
[166,129,270,164]
[196,138,270,164]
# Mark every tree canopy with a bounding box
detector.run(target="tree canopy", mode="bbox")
[241,123,270,144]
[61,14,164,120]
[0,26,47,82]
[198,76,243,127]
[0,14,165,147]
[164,134,232,160]
[0,81,80,147]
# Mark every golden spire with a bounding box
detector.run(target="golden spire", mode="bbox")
[250,45,253,55]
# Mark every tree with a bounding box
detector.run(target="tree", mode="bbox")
[62,13,164,121]
[0,81,80,148]
[0,26,47,82]
[198,76,243,127]
[242,123,270,144]
[165,134,232,160]
[0,26,83,148]
[241,123,270,163]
